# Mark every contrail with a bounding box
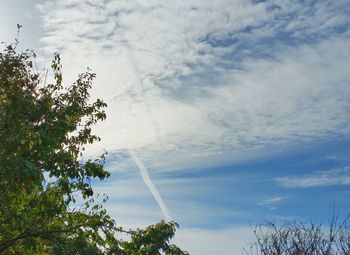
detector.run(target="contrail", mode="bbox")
[121,40,172,222]
[128,149,172,222]
[123,42,164,147]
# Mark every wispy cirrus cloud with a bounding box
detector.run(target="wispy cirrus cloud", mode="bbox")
[276,166,350,188]
[36,0,350,172]
[258,196,284,209]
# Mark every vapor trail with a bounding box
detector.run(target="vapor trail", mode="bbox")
[128,149,172,222]
[123,43,164,146]
[121,40,172,222]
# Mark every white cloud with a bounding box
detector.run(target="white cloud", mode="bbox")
[258,196,284,210]
[36,0,350,172]
[91,35,350,172]
[276,166,350,188]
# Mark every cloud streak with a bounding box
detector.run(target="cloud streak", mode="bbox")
[276,166,350,188]
[258,196,284,210]
[128,149,172,221]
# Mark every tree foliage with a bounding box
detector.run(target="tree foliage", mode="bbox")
[0,42,188,255]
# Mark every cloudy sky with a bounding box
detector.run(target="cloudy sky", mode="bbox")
[1,0,350,254]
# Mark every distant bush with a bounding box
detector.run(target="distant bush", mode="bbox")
[244,214,350,255]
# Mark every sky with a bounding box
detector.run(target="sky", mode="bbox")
[1,0,350,254]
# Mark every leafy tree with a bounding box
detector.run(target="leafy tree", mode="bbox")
[0,41,188,255]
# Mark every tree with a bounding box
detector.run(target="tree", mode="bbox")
[0,41,189,255]
[244,214,350,255]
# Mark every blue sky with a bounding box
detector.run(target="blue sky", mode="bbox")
[1,0,350,254]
